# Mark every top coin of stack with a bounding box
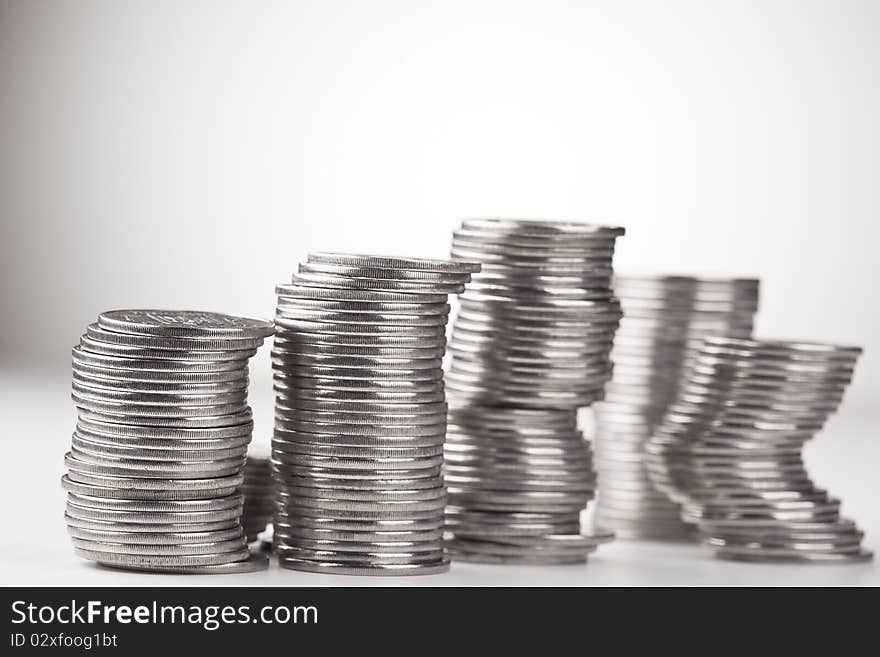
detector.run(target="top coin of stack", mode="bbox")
[646,337,870,563]
[271,253,479,576]
[591,276,759,540]
[63,310,273,574]
[444,218,625,565]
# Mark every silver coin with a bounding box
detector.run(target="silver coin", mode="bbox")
[66,491,243,512]
[715,549,873,564]
[74,546,251,568]
[274,465,442,481]
[71,393,249,417]
[278,505,443,522]
[276,486,446,514]
[71,381,248,406]
[445,537,594,560]
[273,442,444,459]
[299,262,472,284]
[64,512,239,533]
[272,340,446,359]
[61,474,242,500]
[275,397,447,414]
[275,408,447,426]
[65,504,243,525]
[274,318,448,338]
[275,376,444,394]
[98,549,270,574]
[293,272,466,295]
[275,387,446,404]
[276,308,449,329]
[72,369,249,393]
[277,514,444,532]
[274,329,447,349]
[66,451,245,479]
[73,345,249,373]
[64,468,244,491]
[282,483,444,502]
[280,525,444,542]
[272,471,443,491]
[274,429,444,449]
[67,525,244,545]
[86,323,265,350]
[277,544,444,564]
[448,552,587,565]
[307,252,481,274]
[77,408,253,428]
[278,556,449,576]
[98,309,274,339]
[277,298,450,316]
[76,415,253,439]
[272,452,444,471]
[274,418,445,437]
[276,283,448,304]
[80,335,257,361]
[67,444,246,469]
[70,535,247,556]
[272,353,443,371]
[278,536,441,555]
[72,433,249,458]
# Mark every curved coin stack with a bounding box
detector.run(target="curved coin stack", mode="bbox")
[591,276,759,540]
[63,310,273,574]
[271,252,479,576]
[444,218,625,564]
[645,337,871,563]
[241,456,273,542]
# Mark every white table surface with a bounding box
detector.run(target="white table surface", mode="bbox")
[2,366,876,587]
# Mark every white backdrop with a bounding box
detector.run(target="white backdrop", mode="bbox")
[2,0,878,409]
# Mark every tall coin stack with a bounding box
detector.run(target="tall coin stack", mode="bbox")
[63,310,273,574]
[444,218,625,564]
[646,337,871,563]
[591,276,759,540]
[271,252,479,576]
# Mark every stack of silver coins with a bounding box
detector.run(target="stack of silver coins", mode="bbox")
[63,310,273,574]
[646,336,871,563]
[444,218,624,564]
[241,456,273,543]
[591,276,759,540]
[271,252,479,576]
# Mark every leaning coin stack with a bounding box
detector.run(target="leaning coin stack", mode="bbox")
[63,310,273,574]
[591,276,759,540]
[241,456,273,542]
[444,218,625,564]
[271,252,480,576]
[646,337,870,563]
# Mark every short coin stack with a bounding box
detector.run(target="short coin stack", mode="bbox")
[241,456,273,543]
[646,337,871,563]
[591,276,759,540]
[63,310,273,573]
[444,218,625,564]
[271,252,479,576]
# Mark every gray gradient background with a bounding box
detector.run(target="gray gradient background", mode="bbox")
[2,0,877,411]
[1,0,878,585]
